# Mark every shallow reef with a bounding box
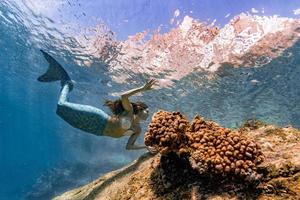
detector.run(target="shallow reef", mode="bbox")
[54,111,300,200]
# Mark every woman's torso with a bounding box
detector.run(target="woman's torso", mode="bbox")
[103,111,136,138]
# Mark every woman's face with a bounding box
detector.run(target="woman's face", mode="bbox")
[137,108,149,120]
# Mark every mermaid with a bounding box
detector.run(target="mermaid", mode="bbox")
[38,50,157,151]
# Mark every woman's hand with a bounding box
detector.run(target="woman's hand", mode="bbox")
[142,79,158,91]
[146,146,159,154]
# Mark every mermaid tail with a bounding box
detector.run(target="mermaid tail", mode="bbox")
[38,50,109,135]
[38,50,71,87]
[56,84,109,135]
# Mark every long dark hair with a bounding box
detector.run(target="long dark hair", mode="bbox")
[104,99,148,116]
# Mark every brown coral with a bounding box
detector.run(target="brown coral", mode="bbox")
[188,116,264,181]
[144,110,190,155]
[145,111,265,182]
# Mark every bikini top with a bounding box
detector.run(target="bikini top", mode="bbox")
[120,116,136,136]
[120,116,132,130]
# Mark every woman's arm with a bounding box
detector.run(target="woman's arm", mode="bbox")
[121,79,157,111]
[121,87,143,111]
[125,129,146,150]
[125,125,158,153]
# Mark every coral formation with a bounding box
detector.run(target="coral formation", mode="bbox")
[144,110,190,155]
[144,110,264,181]
[188,116,264,181]
[150,152,196,194]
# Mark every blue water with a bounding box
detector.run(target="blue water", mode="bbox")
[0,1,300,200]
[0,1,143,199]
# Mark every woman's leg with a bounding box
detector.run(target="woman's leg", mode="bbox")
[56,82,109,136]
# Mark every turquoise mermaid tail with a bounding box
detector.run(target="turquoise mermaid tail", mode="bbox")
[56,84,109,135]
[38,50,109,136]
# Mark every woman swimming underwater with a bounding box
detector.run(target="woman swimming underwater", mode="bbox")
[38,50,157,151]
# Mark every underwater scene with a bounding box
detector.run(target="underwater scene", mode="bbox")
[1,0,300,199]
